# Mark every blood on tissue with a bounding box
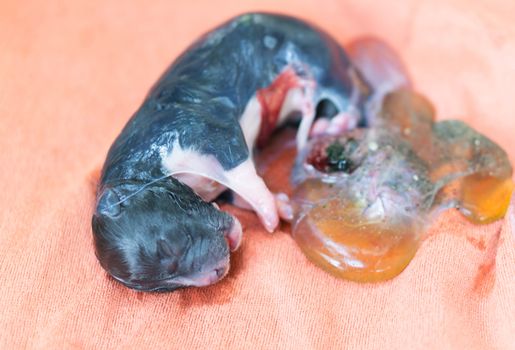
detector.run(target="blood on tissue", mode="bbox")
[256,68,302,147]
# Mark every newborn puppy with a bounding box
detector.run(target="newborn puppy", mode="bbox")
[92,12,369,291]
[92,179,238,291]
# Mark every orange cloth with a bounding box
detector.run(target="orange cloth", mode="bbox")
[0,0,514,348]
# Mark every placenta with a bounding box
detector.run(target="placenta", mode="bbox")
[288,88,513,282]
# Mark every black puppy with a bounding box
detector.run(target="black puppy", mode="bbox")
[92,12,369,291]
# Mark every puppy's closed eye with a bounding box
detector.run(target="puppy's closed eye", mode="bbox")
[156,239,175,258]
[156,239,180,274]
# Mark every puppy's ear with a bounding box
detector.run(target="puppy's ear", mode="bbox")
[96,189,122,218]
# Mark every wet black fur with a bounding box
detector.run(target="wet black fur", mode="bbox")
[92,178,233,291]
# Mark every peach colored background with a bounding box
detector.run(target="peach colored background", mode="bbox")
[1,0,514,349]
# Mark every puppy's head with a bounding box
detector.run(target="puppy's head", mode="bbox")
[91,178,240,292]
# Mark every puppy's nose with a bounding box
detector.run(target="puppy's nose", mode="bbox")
[224,216,243,251]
